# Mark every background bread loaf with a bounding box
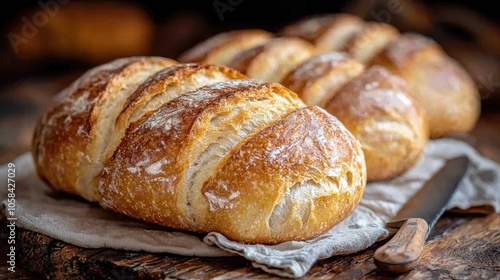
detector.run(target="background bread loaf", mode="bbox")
[7,2,156,65]
[178,12,481,177]
[372,33,481,138]
[32,57,367,244]
[279,13,481,138]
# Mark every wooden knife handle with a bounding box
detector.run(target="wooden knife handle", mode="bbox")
[374,218,429,274]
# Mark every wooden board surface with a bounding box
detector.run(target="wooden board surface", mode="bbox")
[1,213,499,279]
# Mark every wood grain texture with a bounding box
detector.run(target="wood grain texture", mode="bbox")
[2,213,498,279]
[403,213,500,280]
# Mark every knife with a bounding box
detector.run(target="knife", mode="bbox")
[374,155,470,274]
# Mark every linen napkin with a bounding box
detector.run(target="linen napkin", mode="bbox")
[1,138,499,278]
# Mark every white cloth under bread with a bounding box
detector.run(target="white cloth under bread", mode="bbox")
[1,138,499,278]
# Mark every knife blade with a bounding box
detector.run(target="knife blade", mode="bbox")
[374,155,470,274]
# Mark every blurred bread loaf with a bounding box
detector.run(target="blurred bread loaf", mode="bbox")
[279,13,400,63]
[8,2,155,64]
[431,3,500,108]
[280,13,481,138]
[32,57,367,244]
[372,33,481,138]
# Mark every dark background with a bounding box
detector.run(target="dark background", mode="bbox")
[0,0,498,100]
[0,1,495,30]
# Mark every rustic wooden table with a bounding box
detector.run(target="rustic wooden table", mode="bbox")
[0,78,499,279]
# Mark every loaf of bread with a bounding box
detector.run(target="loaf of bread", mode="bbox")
[282,53,428,181]
[279,14,481,138]
[10,2,155,64]
[32,56,367,244]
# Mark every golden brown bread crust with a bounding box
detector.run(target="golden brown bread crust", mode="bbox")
[279,13,365,53]
[33,59,367,244]
[97,79,365,244]
[118,64,245,128]
[202,106,366,244]
[177,29,274,65]
[228,37,316,82]
[281,52,365,107]
[99,79,303,234]
[32,60,251,203]
[372,33,481,138]
[32,56,177,201]
[108,63,247,169]
[325,66,428,181]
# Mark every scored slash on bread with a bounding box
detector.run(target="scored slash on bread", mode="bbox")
[177,29,274,66]
[32,58,367,244]
[228,37,317,83]
[279,13,366,54]
[281,52,366,107]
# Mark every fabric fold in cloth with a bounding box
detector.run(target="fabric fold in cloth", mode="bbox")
[1,138,500,278]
